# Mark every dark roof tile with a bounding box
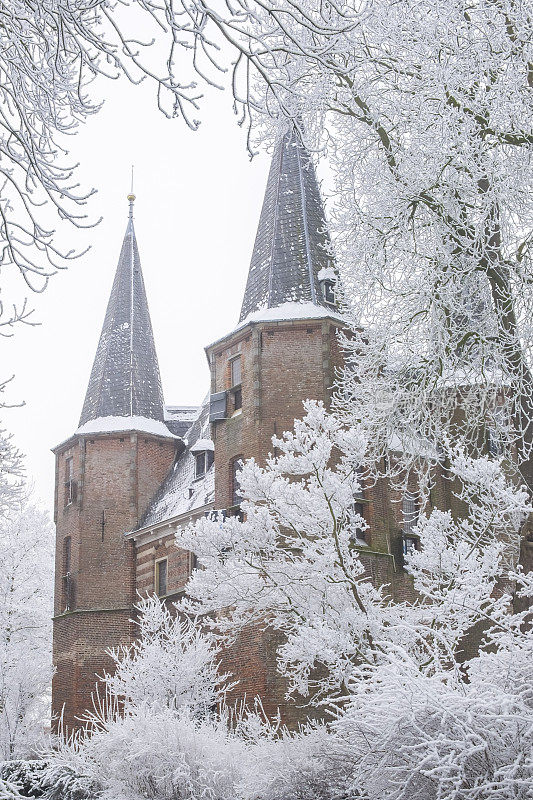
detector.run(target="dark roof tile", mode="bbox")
[240,125,334,321]
[79,204,164,425]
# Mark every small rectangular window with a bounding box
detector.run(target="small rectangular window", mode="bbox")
[63,536,71,575]
[233,387,242,411]
[230,356,242,387]
[323,281,335,304]
[351,500,366,543]
[195,452,206,478]
[402,536,418,557]
[155,559,168,597]
[64,457,76,506]
[487,427,501,457]
[402,492,417,534]
[195,450,214,478]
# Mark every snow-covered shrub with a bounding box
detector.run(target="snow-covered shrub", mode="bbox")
[332,629,533,800]
[241,723,347,800]
[39,762,97,800]
[0,778,23,800]
[47,597,248,800]
[104,596,229,716]
[177,403,533,799]
[53,708,247,800]
[0,761,46,798]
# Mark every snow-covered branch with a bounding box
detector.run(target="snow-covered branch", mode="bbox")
[177,403,531,705]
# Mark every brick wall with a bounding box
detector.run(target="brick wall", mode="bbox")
[208,318,343,509]
[204,317,345,724]
[52,431,177,733]
[135,532,193,599]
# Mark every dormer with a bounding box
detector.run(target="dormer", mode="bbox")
[191,438,215,478]
[317,265,337,306]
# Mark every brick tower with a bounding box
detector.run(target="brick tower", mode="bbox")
[205,124,345,723]
[51,195,178,732]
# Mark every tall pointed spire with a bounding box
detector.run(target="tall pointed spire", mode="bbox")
[239,124,334,322]
[79,194,165,426]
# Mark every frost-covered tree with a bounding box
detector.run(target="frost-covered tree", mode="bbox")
[0,497,54,760]
[175,402,533,798]
[0,426,24,518]
[0,0,212,328]
[47,597,247,800]
[159,0,533,489]
[3,1,531,484]
[104,595,229,717]
[178,403,530,700]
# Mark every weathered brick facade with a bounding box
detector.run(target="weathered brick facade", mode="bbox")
[53,126,475,733]
[207,318,341,508]
[52,432,177,732]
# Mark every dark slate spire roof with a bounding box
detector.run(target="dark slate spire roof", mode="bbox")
[239,124,334,322]
[79,196,165,426]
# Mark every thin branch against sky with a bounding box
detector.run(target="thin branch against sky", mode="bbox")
[2,74,270,510]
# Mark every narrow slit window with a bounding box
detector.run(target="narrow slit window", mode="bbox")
[155,559,168,597]
[402,492,417,534]
[63,536,72,611]
[63,536,71,575]
[64,457,76,506]
[231,356,242,387]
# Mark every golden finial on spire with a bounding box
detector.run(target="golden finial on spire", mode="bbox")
[127,166,135,208]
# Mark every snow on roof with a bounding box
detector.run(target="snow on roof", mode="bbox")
[164,405,201,437]
[317,266,336,282]
[164,406,200,422]
[239,125,334,322]
[75,415,177,439]
[190,438,215,453]
[137,397,214,529]
[235,301,345,332]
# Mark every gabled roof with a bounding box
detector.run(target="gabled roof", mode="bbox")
[164,405,200,438]
[239,124,334,322]
[138,396,215,529]
[79,198,165,426]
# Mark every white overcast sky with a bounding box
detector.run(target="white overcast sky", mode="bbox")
[2,74,272,512]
